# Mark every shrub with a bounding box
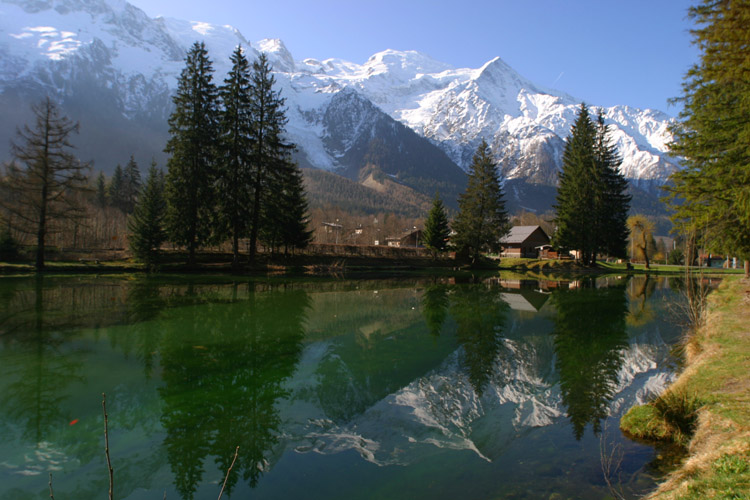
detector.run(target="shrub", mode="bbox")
[651,390,703,444]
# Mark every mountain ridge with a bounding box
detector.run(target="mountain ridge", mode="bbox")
[0,0,679,215]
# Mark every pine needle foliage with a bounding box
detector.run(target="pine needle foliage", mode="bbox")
[164,41,220,266]
[664,0,750,275]
[250,53,309,263]
[422,192,451,257]
[452,140,510,263]
[218,45,254,267]
[128,163,166,266]
[553,104,630,265]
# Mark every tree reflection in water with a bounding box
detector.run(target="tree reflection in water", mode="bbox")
[626,275,657,328]
[450,284,509,396]
[0,276,84,446]
[551,279,629,439]
[421,284,450,337]
[158,284,308,499]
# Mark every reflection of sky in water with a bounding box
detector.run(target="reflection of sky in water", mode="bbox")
[0,275,683,499]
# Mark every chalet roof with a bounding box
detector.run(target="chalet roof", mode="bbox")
[500,225,548,245]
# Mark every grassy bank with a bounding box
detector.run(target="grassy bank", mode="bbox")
[620,277,750,499]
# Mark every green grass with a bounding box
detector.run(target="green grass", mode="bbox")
[620,277,750,499]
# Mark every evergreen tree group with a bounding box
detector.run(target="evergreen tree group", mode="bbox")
[109,156,142,213]
[128,163,166,266]
[665,0,750,276]
[162,42,311,267]
[452,140,511,264]
[553,104,630,266]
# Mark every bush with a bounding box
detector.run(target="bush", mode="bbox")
[651,390,703,443]
[668,248,685,265]
[621,390,703,446]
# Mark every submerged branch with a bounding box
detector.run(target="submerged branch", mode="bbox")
[102,393,114,500]
[217,446,239,500]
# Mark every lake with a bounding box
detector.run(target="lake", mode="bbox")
[0,274,687,499]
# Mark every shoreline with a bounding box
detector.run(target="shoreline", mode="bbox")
[0,254,744,278]
[621,277,750,499]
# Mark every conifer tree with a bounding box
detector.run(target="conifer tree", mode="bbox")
[665,0,750,276]
[95,171,108,208]
[452,140,510,264]
[247,53,295,263]
[218,45,254,268]
[109,164,125,210]
[0,97,89,270]
[128,162,166,266]
[261,155,312,254]
[554,104,598,265]
[554,104,629,265]
[594,111,630,259]
[164,41,219,265]
[422,192,451,257]
[122,155,142,213]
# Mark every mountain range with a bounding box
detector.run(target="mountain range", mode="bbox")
[0,0,679,214]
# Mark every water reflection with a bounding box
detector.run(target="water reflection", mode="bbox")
[451,285,509,396]
[626,275,657,327]
[421,284,449,337]
[551,278,629,439]
[0,277,84,444]
[0,275,684,499]
[158,285,308,498]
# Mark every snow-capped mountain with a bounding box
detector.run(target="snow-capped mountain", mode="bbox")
[0,0,679,212]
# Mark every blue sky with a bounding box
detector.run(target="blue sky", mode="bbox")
[128,0,698,115]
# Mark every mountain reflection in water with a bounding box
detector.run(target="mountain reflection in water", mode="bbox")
[0,275,683,499]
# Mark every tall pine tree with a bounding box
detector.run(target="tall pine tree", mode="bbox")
[554,104,629,265]
[422,192,451,258]
[594,111,631,259]
[164,41,219,266]
[452,140,510,264]
[665,0,750,276]
[247,53,295,263]
[122,155,142,213]
[95,171,108,208]
[217,45,254,268]
[109,164,125,210]
[554,104,598,265]
[128,162,166,266]
[261,155,312,255]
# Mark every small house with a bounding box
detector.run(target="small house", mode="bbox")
[500,225,550,258]
[399,229,423,248]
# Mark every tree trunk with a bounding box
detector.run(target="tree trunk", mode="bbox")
[36,186,48,271]
[232,232,240,271]
[187,240,196,267]
[745,260,749,278]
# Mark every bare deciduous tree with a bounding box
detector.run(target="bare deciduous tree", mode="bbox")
[0,97,90,269]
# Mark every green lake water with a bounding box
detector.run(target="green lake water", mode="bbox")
[0,274,687,499]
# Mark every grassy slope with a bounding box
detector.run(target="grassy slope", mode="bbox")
[621,277,750,499]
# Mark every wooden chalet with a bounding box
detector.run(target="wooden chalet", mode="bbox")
[500,225,550,258]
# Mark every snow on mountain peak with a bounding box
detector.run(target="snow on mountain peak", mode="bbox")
[363,49,453,78]
[0,0,679,187]
[255,37,295,72]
